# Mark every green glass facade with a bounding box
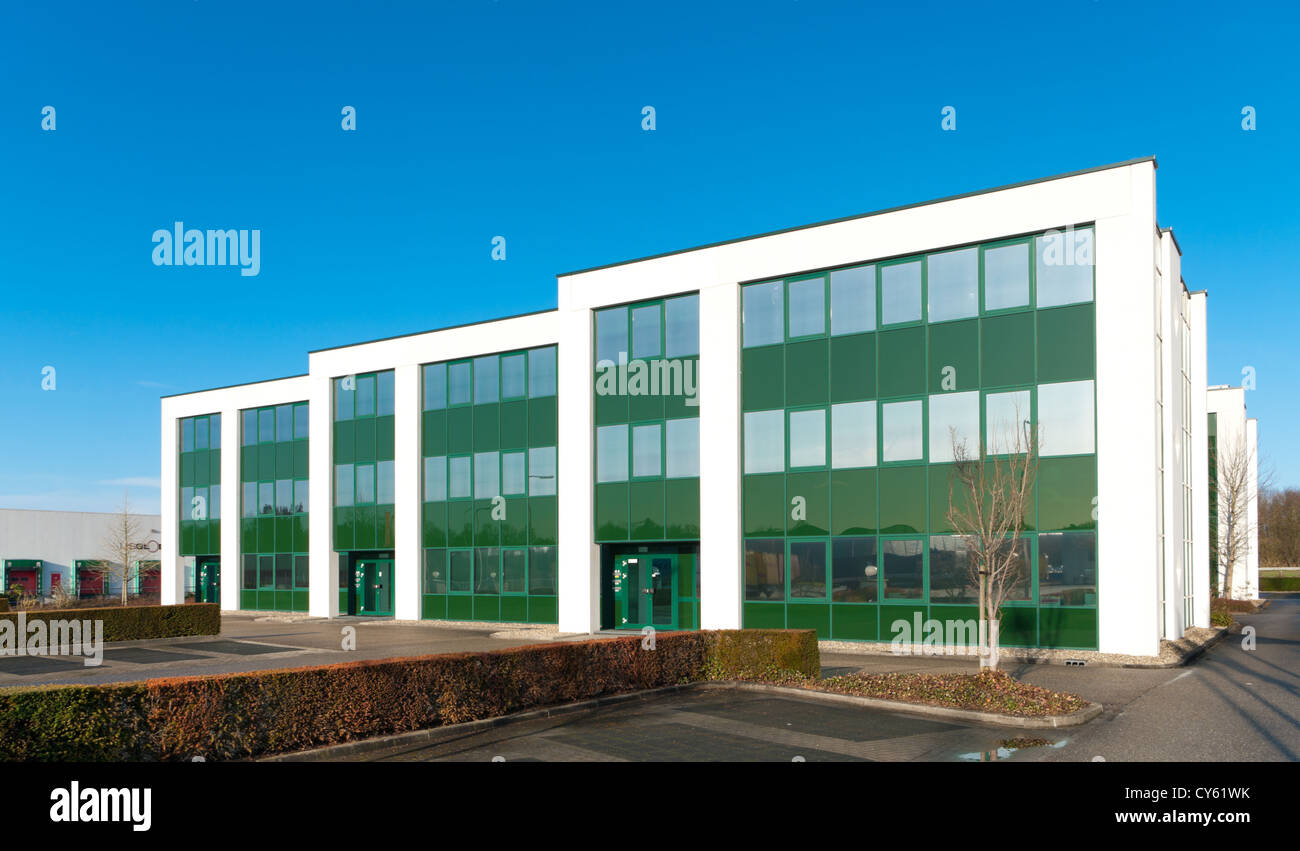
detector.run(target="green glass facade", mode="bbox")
[178,413,221,557]
[593,295,702,629]
[420,346,559,624]
[740,228,1100,648]
[240,402,310,612]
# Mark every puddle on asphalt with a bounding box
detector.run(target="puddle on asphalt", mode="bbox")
[958,738,1069,761]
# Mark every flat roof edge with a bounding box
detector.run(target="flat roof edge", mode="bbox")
[307,307,559,355]
[559,156,1158,278]
[160,373,310,400]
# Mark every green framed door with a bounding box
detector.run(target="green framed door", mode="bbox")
[196,558,220,604]
[354,558,394,616]
[613,553,677,629]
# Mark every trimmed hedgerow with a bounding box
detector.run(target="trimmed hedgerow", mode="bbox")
[0,629,819,762]
[0,604,219,642]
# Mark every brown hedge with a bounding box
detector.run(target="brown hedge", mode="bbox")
[0,628,817,762]
[0,603,219,642]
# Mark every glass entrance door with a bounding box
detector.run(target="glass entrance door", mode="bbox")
[354,558,394,616]
[613,554,677,629]
[196,559,221,604]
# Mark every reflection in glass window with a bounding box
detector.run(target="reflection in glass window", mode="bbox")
[831,401,876,468]
[423,364,447,410]
[743,281,783,347]
[276,479,292,515]
[529,546,558,595]
[1039,531,1097,605]
[985,389,1032,454]
[596,306,628,365]
[528,447,557,495]
[1038,380,1094,456]
[293,479,309,514]
[242,482,257,518]
[377,460,395,504]
[473,451,499,498]
[502,451,525,495]
[181,419,195,452]
[474,356,499,404]
[664,294,699,358]
[928,391,980,463]
[424,549,447,594]
[294,404,309,439]
[1036,227,1094,307]
[596,425,628,483]
[528,347,557,397]
[448,362,471,405]
[881,261,922,325]
[377,371,395,416]
[259,408,275,443]
[242,410,257,446]
[210,415,221,449]
[744,539,784,601]
[787,277,825,338]
[355,463,375,504]
[788,408,826,468]
[830,265,874,335]
[449,550,472,593]
[832,537,877,602]
[665,418,700,478]
[195,417,209,450]
[743,410,784,474]
[259,481,275,514]
[335,379,354,421]
[789,540,826,598]
[882,538,924,599]
[276,404,293,442]
[983,242,1030,311]
[475,548,499,594]
[501,354,526,399]
[502,548,527,594]
[356,375,375,417]
[631,305,661,359]
[424,456,446,501]
[927,247,978,322]
[928,535,977,602]
[334,465,353,507]
[632,423,662,478]
[449,456,472,499]
[882,400,923,462]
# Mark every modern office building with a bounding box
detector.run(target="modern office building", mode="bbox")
[161,157,1224,657]
[1206,385,1260,599]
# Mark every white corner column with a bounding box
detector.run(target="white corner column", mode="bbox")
[1245,418,1260,599]
[557,295,598,634]
[699,281,742,629]
[160,408,181,605]
[220,408,241,611]
[308,374,339,617]
[1189,292,1210,626]
[393,364,422,620]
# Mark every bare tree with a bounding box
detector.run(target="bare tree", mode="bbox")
[1260,487,1300,567]
[946,409,1038,671]
[1216,435,1268,599]
[95,491,144,606]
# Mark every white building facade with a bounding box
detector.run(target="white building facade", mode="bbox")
[161,157,1221,656]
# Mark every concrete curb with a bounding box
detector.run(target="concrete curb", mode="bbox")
[263,678,1101,761]
[701,681,1104,729]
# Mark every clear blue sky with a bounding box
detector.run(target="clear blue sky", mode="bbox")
[1,1,1296,514]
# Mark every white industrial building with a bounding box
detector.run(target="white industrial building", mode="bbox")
[160,157,1238,657]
